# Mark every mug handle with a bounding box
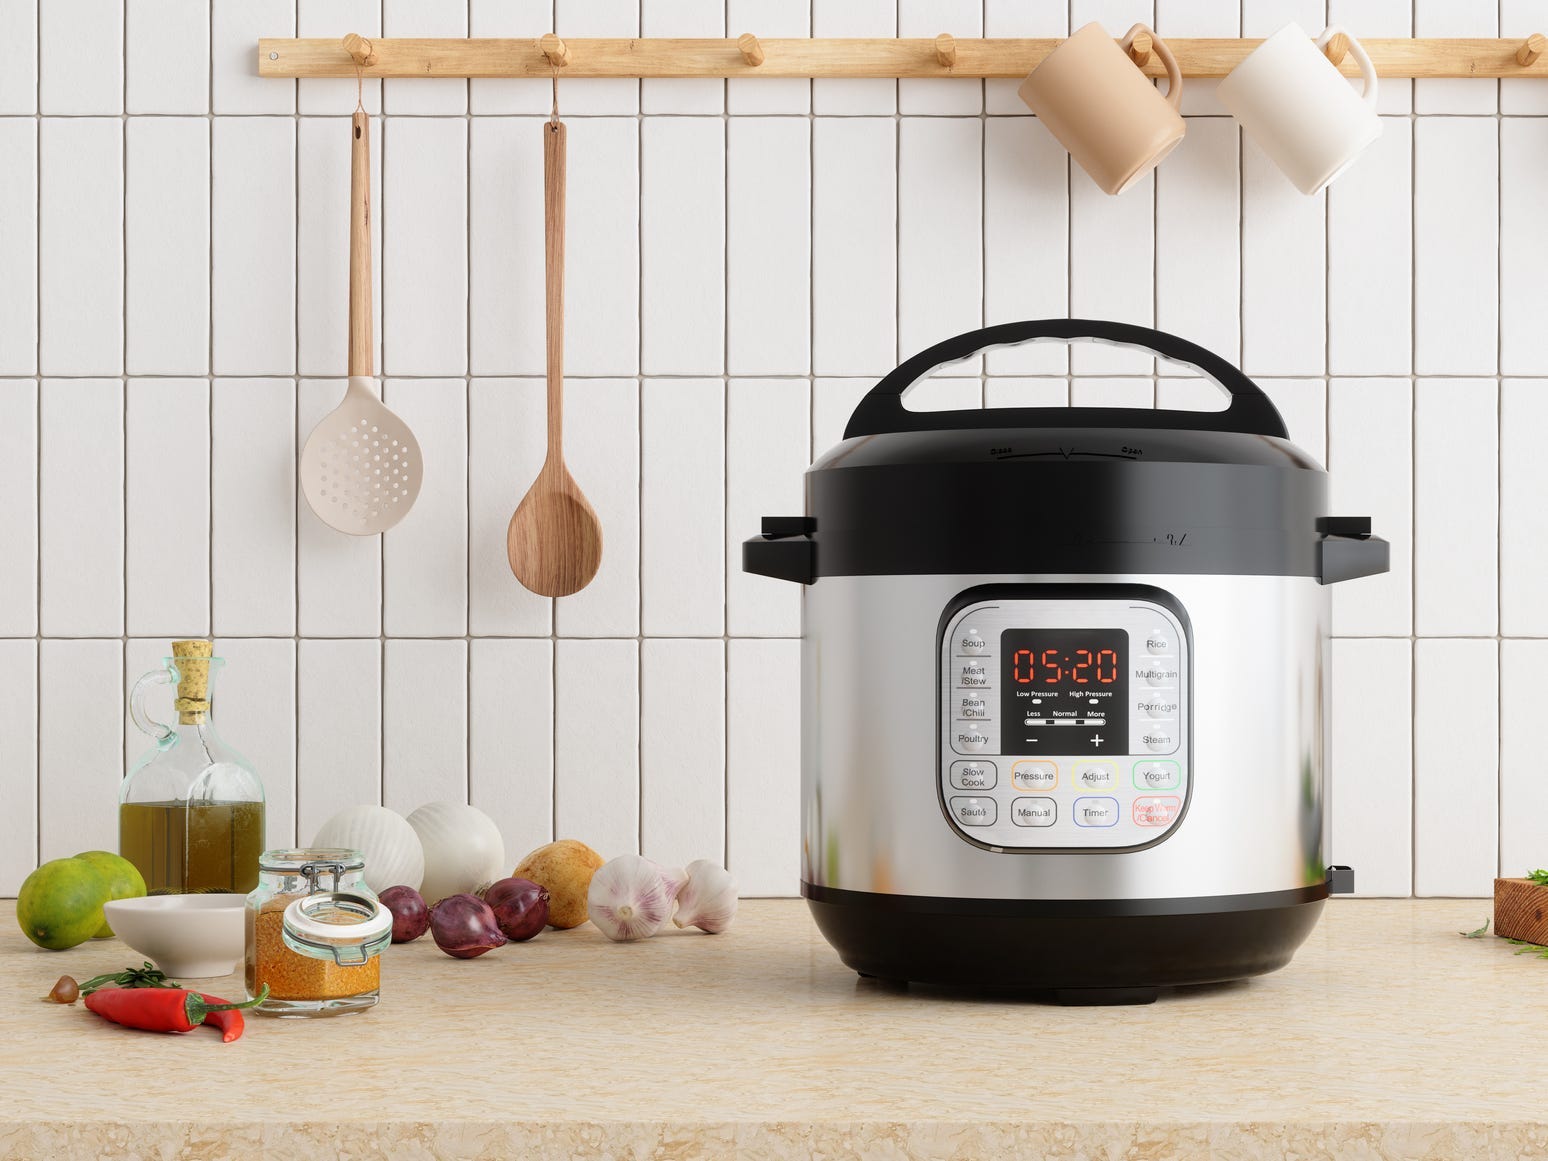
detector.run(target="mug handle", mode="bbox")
[1317,25,1378,107]
[1122,23,1183,110]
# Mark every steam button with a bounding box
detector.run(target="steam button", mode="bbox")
[1142,723,1178,753]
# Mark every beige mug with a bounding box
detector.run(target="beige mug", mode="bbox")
[1018,22,1185,195]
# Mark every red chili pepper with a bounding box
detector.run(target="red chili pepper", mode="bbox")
[198,995,249,1043]
[84,984,268,1040]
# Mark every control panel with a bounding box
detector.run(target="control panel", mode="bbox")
[939,590,1190,851]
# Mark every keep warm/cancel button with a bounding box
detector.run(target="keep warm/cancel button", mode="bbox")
[1133,796,1181,827]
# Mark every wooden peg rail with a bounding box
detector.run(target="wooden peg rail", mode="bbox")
[258,36,1548,80]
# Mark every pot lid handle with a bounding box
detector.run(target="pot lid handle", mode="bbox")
[844,320,1288,440]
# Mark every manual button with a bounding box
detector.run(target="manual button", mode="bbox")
[949,797,997,826]
[1011,797,1056,827]
[949,760,997,791]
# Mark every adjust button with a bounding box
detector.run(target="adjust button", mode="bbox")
[953,661,993,689]
[949,760,997,791]
[1072,762,1116,790]
[1011,797,1057,827]
[949,797,997,827]
[1072,797,1120,828]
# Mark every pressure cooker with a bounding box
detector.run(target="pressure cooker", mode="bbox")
[744,320,1388,1004]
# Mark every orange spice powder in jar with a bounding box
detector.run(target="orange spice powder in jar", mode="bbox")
[244,849,388,1016]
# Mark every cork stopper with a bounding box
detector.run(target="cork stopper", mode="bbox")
[171,639,214,724]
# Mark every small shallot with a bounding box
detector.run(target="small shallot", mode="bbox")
[587,855,675,942]
[673,859,738,934]
[429,893,507,959]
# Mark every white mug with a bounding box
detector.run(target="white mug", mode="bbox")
[1217,24,1380,195]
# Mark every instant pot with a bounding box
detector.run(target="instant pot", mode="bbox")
[744,320,1388,1004]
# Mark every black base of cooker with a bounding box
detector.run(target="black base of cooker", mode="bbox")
[805,883,1326,1005]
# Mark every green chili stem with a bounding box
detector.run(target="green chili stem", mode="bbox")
[184,984,268,1025]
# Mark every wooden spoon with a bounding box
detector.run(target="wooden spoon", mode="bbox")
[507,120,603,596]
[299,110,423,535]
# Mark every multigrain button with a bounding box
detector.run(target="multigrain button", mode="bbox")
[1136,694,1179,718]
[1072,797,1120,827]
[1134,662,1179,687]
[1132,760,1181,790]
[952,690,992,720]
[950,760,997,791]
[1011,760,1057,791]
[954,726,993,753]
[954,628,988,656]
[953,661,992,689]
[1011,797,1057,827]
[1072,762,1116,790]
[949,797,997,826]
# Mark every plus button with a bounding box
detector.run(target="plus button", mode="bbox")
[1090,734,1105,748]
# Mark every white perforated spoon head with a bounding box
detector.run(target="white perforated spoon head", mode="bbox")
[300,376,422,535]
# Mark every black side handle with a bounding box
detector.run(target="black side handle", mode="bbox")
[1318,517,1389,585]
[743,516,815,585]
[845,319,1288,440]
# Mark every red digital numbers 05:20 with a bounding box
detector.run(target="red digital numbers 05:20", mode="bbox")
[1011,647,1119,686]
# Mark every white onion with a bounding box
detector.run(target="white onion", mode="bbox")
[312,805,425,894]
[406,802,507,905]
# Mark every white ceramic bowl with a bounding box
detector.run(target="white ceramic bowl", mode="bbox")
[103,894,248,979]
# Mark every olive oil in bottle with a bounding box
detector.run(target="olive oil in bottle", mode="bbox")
[120,641,266,894]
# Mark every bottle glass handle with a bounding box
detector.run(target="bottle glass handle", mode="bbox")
[129,667,175,747]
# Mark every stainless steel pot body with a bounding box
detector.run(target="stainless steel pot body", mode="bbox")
[801,572,1329,903]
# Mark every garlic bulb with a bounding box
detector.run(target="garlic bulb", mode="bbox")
[652,860,689,903]
[587,854,675,942]
[673,859,738,934]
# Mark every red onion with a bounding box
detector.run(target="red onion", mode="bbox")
[380,885,430,944]
[429,893,507,959]
[483,877,549,941]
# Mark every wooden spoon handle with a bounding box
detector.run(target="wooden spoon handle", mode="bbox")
[543,119,566,463]
[348,109,372,378]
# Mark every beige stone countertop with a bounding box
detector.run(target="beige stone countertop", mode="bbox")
[0,897,1544,1159]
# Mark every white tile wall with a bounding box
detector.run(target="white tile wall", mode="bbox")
[3,0,1544,899]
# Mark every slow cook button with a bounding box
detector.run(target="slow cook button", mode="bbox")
[1072,797,1120,828]
[1011,797,1056,827]
[1134,662,1179,687]
[1141,723,1178,753]
[1132,760,1181,790]
[1133,795,1182,827]
[954,629,988,656]
[1072,762,1116,790]
[1136,694,1179,718]
[954,727,993,753]
[953,691,992,720]
[1011,760,1057,791]
[949,796,997,826]
[953,661,992,689]
[949,760,997,791]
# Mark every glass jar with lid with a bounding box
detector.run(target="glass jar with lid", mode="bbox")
[245,848,391,1017]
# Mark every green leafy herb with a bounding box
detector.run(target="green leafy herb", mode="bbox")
[1527,868,1548,886]
[78,962,182,996]
[1461,920,1490,938]
[1507,939,1548,960]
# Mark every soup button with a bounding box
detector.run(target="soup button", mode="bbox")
[949,797,997,826]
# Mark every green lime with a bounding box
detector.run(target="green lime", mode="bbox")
[16,858,112,951]
[72,851,148,938]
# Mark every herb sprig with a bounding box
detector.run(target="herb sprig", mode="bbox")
[1528,868,1548,886]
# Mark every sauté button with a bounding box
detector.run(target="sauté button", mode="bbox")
[1145,629,1173,655]
[1132,760,1181,790]
[1136,695,1179,718]
[950,797,997,826]
[1133,795,1182,827]
[955,629,988,656]
[1141,724,1178,753]
[953,691,992,720]
[953,661,992,689]
[1072,797,1120,827]
[1072,762,1116,790]
[1011,760,1057,791]
[955,726,993,753]
[1011,797,1056,827]
[950,760,997,791]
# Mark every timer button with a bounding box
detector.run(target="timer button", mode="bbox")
[954,629,988,656]
[1072,797,1120,828]
[953,661,993,689]
[1136,694,1179,718]
[1134,662,1179,687]
[949,797,997,827]
[1145,629,1174,655]
[954,726,993,753]
[1141,723,1178,753]
[950,760,997,791]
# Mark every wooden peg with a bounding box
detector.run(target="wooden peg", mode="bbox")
[1518,33,1546,66]
[1322,31,1350,67]
[540,33,569,68]
[342,33,374,66]
[737,33,765,67]
[935,33,956,69]
[1126,30,1152,67]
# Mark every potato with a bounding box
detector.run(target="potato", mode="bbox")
[513,840,605,929]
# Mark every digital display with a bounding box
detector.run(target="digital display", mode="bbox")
[1000,629,1129,756]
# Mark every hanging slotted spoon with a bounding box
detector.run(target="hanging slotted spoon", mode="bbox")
[506,117,603,596]
[299,110,423,535]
